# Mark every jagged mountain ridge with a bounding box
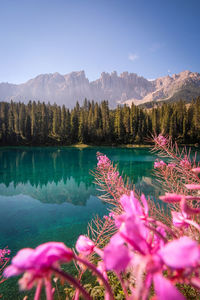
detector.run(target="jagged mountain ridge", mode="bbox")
[0,70,200,108]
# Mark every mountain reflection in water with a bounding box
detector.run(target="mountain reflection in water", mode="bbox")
[0,146,160,205]
[0,146,161,254]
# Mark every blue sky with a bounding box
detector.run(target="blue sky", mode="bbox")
[0,0,200,83]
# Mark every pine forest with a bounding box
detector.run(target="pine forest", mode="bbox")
[0,98,200,145]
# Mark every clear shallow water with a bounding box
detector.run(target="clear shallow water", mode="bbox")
[0,146,159,299]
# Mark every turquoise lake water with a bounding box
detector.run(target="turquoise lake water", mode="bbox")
[0,146,160,299]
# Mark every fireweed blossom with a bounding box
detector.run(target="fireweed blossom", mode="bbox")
[75,235,103,258]
[3,242,111,300]
[154,134,168,146]
[159,193,200,231]
[4,242,74,279]
[4,241,114,300]
[0,248,10,263]
[180,156,191,168]
[99,151,200,299]
[154,160,166,169]
[171,211,189,228]
[103,205,200,299]
[97,153,111,169]
[76,235,95,256]
[0,247,10,285]
[4,242,74,299]
[167,163,176,168]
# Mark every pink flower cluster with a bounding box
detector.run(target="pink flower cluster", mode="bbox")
[154,134,168,146]
[154,159,166,169]
[0,247,10,286]
[160,189,200,230]
[97,153,111,169]
[167,162,176,168]
[0,248,10,262]
[180,156,191,168]
[76,192,200,299]
[4,243,74,299]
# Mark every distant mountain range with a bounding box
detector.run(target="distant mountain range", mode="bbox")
[0,70,200,108]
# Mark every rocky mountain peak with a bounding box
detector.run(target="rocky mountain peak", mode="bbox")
[0,70,199,108]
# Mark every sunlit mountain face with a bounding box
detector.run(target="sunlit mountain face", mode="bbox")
[0,70,200,108]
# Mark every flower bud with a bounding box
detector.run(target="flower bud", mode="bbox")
[75,235,95,256]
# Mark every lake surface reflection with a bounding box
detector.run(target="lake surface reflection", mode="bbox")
[0,147,159,253]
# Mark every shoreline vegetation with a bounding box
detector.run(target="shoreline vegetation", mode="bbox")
[1,143,199,148]
[0,98,200,147]
[70,143,200,148]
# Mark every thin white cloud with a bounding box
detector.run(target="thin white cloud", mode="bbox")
[150,42,164,52]
[128,53,139,62]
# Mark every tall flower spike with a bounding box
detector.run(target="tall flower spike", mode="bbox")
[97,154,111,168]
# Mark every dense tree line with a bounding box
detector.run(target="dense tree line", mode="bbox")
[0,98,200,145]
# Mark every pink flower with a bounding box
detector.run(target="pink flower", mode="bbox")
[4,242,74,289]
[0,248,10,263]
[75,235,95,256]
[4,248,34,278]
[180,157,191,168]
[120,192,142,216]
[109,212,115,218]
[185,184,200,190]
[155,135,167,146]
[119,215,150,255]
[107,170,119,181]
[171,211,189,228]
[159,237,200,269]
[104,207,198,299]
[104,214,189,298]
[97,154,111,168]
[104,234,131,273]
[167,163,176,168]
[154,160,166,169]
[120,192,148,220]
